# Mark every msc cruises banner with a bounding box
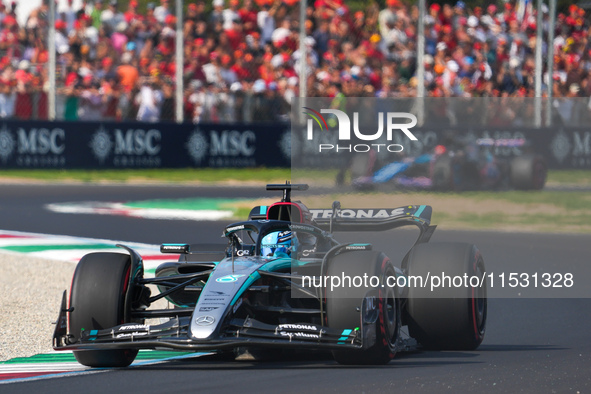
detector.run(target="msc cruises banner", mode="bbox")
[291,125,591,170]
[0,121,292,169]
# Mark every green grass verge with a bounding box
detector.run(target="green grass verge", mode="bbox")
[444,190,591,211]
[546,170,591,186]
[430,190,591,233]
[0,168,291,183]
[0,168,589,186]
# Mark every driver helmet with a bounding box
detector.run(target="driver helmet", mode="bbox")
[261,230,297,257]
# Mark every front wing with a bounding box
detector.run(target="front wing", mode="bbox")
[53,292,371,353]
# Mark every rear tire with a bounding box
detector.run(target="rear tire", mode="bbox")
[510,154,547,190]
[406,243,486,350]
[69,252,139,367]
[350,152,374,179]
[431,154,456,191]
[326,251,400,365]
[348,150,377,190]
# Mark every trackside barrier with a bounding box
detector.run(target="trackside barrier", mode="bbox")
[292,126,591,170]
[0,121,291,169]
[0,120,588,169]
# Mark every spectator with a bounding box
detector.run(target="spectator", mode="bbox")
[60,0,77,33]
[0,3,6,26]
[257,0,278,44]
[186,2,205,24]
[238,0,257,34]
[124,1,141,25]
[96,56,115,80]
[90,0,104,29]
[101,0,123,33]
[219,54,238,85]
[222,0,240,31]
[135,77,163,122]
[77,73,103,120]
[0,76,15,118]
[160,81,175,121]
[117,51,139,92]
[100,74,119,121]
[202,53,222,86]
[14,64,33,119]
[154,0,170,24]
[379,0,401,44]
[210,0,224,26]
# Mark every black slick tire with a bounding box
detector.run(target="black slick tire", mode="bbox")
[69,252,139,367]
[406,243,486,350]
[510,154,547,190]
[326,251,400,365]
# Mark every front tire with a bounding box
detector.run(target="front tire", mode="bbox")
[69,252,139,367]
[326,251,400,365]
[406,243,486,350]
[510,154,547,190]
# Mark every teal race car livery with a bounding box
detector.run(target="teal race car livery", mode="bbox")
[53,183,487,366]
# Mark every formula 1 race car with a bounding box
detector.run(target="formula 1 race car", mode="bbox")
[346,138,547,191]
[53,183,487,367]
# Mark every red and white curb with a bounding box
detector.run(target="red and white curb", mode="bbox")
[0,230,202,383]
[46,202,234,221]
[0,229,179,275]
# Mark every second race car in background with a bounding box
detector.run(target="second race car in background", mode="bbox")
[344,137,547,191]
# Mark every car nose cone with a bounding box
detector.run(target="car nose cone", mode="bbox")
[195,315,215,326]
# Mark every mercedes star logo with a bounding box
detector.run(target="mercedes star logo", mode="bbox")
[195,315,215,326]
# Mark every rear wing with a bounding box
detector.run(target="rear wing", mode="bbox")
[311,205,433,232]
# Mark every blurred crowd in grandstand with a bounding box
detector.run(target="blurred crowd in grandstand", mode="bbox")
[0,0,589,123]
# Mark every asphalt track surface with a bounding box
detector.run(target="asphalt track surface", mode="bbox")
[1,183,590,393]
